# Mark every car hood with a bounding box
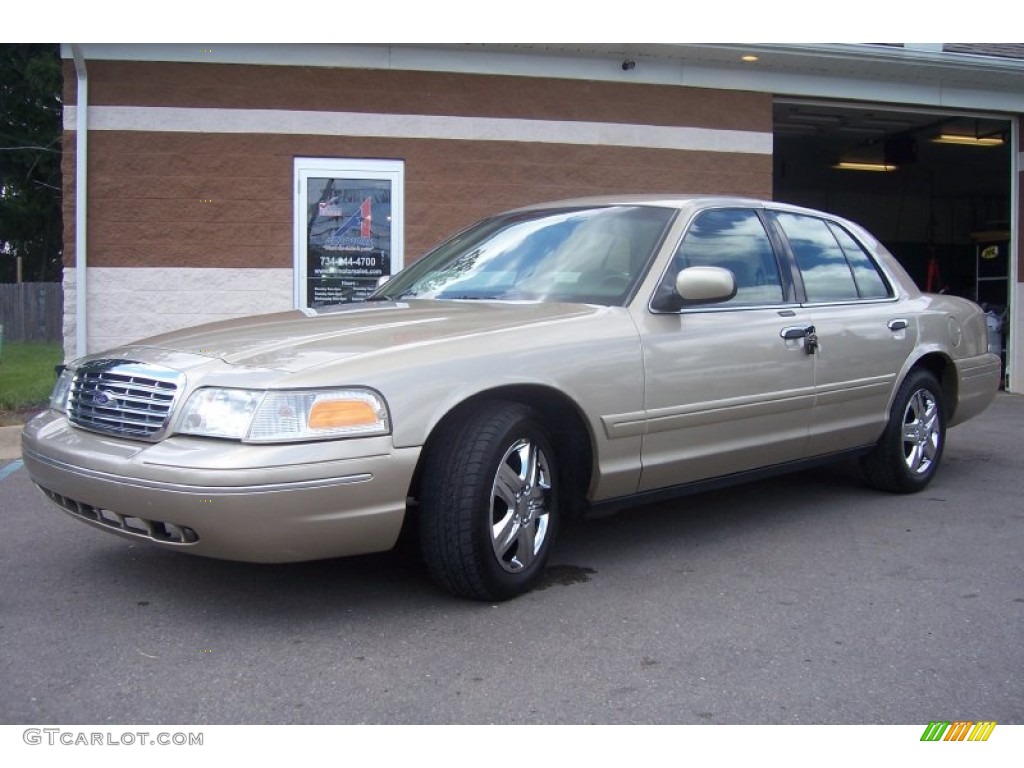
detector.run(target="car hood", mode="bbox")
[115,300,603,373]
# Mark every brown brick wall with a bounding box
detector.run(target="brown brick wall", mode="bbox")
[66,132,771,269]
[62,59,773,269]
[64,60,771,133]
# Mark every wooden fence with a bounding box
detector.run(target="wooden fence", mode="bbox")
[0,283,63,343]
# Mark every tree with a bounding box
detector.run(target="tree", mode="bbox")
[0,43,62,283]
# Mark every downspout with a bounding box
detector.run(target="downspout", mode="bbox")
[71,44,88,359]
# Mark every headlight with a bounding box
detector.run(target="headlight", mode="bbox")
[177,387,390,442]
[49,366,75,413]
[177,388,264,440]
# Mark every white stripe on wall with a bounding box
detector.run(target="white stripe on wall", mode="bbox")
[63,105,773,155]
[62,267,294,358]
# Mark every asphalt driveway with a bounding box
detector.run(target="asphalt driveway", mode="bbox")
[1,395,1022,724]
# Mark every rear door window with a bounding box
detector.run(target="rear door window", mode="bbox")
[774,212,892,303]
[774,212,860,302]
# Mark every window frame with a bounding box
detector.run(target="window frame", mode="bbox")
[649,206,797,314]
[766,210,896,306]
[293,158,405,310]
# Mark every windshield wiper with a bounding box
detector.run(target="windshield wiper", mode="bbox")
[365,291,419,301]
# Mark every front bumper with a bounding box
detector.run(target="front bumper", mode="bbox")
[21,411,419,563]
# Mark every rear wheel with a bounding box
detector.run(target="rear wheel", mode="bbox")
[419,401,558,600]
[860,369,945,493]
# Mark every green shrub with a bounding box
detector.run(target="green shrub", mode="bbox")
[0,341,63,411]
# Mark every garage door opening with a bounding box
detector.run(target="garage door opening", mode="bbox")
[773,100,1013,380]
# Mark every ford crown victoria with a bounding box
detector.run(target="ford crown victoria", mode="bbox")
[22,196,1001,600]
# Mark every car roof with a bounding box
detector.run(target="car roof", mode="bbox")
[510,194,844,220]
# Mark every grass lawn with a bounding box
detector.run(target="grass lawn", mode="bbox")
[0,341,63,424]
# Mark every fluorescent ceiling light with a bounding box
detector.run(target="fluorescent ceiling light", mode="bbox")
[932,134,1004,146]
[833,161,898,172]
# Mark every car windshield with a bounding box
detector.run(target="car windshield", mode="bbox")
[371,205,676,306]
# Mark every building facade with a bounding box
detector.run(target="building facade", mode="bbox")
[60,43,1024,391]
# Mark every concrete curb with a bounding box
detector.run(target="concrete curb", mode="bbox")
[0,424,23,461]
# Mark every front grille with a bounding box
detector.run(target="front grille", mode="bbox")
[67,359,184,440]
[40,486,199,544]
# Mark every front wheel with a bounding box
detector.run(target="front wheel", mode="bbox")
[860,369,946,493]
[419,401,559,600]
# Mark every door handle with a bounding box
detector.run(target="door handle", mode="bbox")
[780,325,818,354]
[780,325,814,340]
[888,318,908,332]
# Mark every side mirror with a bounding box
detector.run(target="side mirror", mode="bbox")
[658,266,736,309]
[652,265,737,311]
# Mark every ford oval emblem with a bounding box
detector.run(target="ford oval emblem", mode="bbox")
[93,390,115,407]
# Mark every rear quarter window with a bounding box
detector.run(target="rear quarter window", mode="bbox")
[826,222,893,299]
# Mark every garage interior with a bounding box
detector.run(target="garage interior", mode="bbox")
[773,101,1011,307]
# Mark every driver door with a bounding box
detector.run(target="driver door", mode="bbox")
[631,207,816,492]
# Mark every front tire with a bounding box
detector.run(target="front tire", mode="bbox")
[860,369,946,493]
[419,401,559,600]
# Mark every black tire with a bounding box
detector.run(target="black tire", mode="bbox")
[419,401,559,600]
[860,369,946,493]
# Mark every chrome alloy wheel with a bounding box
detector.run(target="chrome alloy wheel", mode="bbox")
[489,437,552,573]
[901,388,941,476]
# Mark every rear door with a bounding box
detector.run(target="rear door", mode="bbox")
[769,211,917,456]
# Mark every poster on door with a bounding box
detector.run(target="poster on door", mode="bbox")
[305,178,393,306]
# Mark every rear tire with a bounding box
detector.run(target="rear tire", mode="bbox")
[860,369,946,493]
[419,401,559,600]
